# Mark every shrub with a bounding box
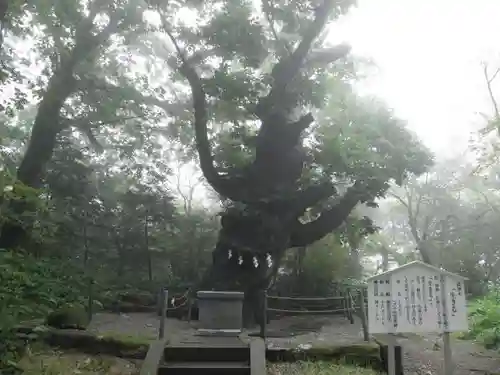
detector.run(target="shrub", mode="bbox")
[465,287,500,348]
[46,304,89,330]
[0,250,90,373]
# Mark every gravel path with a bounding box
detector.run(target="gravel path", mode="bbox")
[89,312,500,374]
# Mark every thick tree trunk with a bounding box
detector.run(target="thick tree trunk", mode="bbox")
[0,53,77,250]
[418,243,433,264]
[83,212,90,267]
[0,114,64,249]
[0,0,8,52]
[349,247,363,278]
[0,13,115,250]
[201,238,275,328]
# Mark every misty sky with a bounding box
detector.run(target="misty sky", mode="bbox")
[330,0,500,159]
[3,0,499,163]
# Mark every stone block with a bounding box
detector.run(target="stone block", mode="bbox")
[197,291,244,332]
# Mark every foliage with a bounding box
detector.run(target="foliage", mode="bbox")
[464,287,500,349]
[373,157,500,294]
[312,82,433,202]
[0,250,90,373]
[0,251,89,325]
[275,233,353,296]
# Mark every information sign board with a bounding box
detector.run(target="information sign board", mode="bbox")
[367,261,467,334]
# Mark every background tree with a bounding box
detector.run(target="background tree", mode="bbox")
[370,156,500,296]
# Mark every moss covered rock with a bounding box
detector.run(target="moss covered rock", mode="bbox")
[46,304,89,330]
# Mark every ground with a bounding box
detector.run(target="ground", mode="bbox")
[19,348,139,375]
[88,312,500,375]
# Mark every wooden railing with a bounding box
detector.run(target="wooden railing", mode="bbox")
[260,285,369,341]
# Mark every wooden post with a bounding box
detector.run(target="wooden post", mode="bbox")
[440,274,453,375]
[260,290,268,339]
[159,289,168,339]
[387,334,397,375]
[339,290,347,317]
[358,289,369,341]
[347,288,354,324]
[187,296,193,322]
[343,290,349,320]
[157,287,163,316]
[87,278,94,324]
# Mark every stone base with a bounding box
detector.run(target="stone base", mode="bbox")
[197,291,244,331]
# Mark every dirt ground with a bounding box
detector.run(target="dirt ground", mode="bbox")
[88,312,500,375]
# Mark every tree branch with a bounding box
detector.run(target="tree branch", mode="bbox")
[290,112,315,134]
[77,76,191,117]
[261,0,291,55]
[482,62,500,120]
[256,0,341,119]
[289,181,362,247]
[388,191,409,209]
[291,182,336,214]
[159,15,239,200]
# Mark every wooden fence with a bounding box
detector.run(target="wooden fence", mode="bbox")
[260,285,369,341]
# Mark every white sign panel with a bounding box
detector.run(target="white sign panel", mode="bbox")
[367,262,467,334]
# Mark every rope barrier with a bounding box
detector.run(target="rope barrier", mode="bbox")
[167,298,189,311]
[257,285,369,341]
[166,288,191,310]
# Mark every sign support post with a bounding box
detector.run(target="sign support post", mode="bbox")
[443,332,453,375]
[387,334,396,375]
[440,274,453,375]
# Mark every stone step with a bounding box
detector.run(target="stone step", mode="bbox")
[164,345,249,363]
[158,361,250,375]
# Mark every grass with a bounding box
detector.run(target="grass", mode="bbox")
[18,347,138,375]
[267,362,382,375]
[17,346,381,375]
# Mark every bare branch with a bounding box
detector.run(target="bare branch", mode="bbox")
[482,62,500,120]
[261,0,291,55]
[388,191,409,209]
[175,161,202,215]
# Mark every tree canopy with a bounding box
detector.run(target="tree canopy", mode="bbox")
[0,0,434,326]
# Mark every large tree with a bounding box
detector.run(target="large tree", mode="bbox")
[147,0,433,324]
[1,0,432,324]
